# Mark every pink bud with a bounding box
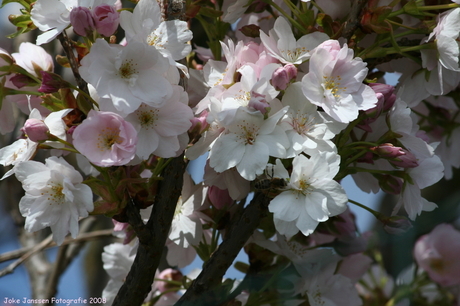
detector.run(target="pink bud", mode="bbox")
[368,83,396,112]
[9,73,33,89]
[156,268,183,292]
[92,4,119,37]
[208,186,233,209]
[390,150,418,168]
[190,110,209,134]
[377,174,402,195]
[271,64,297,91]
[414,223,460,286]
[38,71,69,93]
[382,215,412,235]
[371,143,419,168]
[112,220,136,244]
[22,118,49,142]
[248,91,270,114]
[70,7,96,37]
[372,143,405,158]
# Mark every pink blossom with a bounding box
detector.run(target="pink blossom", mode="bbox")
[93,4,119,37]
[414,223,460,286]
[72,110,137,167]
[207,186,233,209]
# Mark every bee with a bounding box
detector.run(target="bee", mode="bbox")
[254,167,288,197]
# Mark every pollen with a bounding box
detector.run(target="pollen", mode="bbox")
[292,112,314,136]
[136,106,159,130]
[281,46,308,62]
[297,177,311,195]
[236,120,258,145]
[118,59,139,87]
[97,126,121,151]
[323,75,347,99]
[44,183,66,205]
[147,32,166,49]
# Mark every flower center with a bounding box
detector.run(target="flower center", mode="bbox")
[147,32,165,49]
[98,126,121,151]
[136,106,158,130]
[323,75,346,99]
[118,59,139,87]
[292,113,314,136]
[281,46,308,62]
[42,183,65,205]
[297,177,311,195]
[236,121,259,145]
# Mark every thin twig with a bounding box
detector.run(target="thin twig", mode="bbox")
[0,235,53,277]
[45,217,99,299]
[342,0,370,41]
[0,229,114,263]
[57,31,89,95]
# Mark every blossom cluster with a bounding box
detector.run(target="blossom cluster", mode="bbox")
[1,0,460,305]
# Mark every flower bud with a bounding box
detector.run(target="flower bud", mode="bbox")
[93,4,119,37]
[377,174,402,195]
[208,186,233,209]
[189,110,209,134]
[10,73,32,89]
[22,118,49,142]
[372,143,405,158]
[382,215,412,235]
[248,91,270,114]
[271,64,297,91]
[38,71,70,93]
[157,269,183,293]
[371,143,419,168]
[70,7,96,37]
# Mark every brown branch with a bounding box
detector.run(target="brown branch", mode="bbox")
[57,31,89,95]
[0,229,114,263]
[0,235,53,277]
[342,0,370,41]
[174,192,271,306]
[45,217,99,299]
[112,154,186,306]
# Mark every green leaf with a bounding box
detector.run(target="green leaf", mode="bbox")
[199,6,223,18]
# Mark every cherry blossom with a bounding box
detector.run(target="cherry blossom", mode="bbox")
[72,110,138,167]
[125,85,193,159]
[30,0,119,45]
[260,17,329,65]
[269,154,348,237]
[79,39,173,114]
[14,156,93,245]
[414,224,460,286]
[119,0,192,61]
[208,107,289,181]
[301,40,378,123]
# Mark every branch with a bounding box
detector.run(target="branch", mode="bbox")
[0,235,53,277]
[0,229,114,263]
[342,0,369,41]
[174,192,271,306]
[44,217,99,299]
[112,154,186,306]
[57,31,89,95]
